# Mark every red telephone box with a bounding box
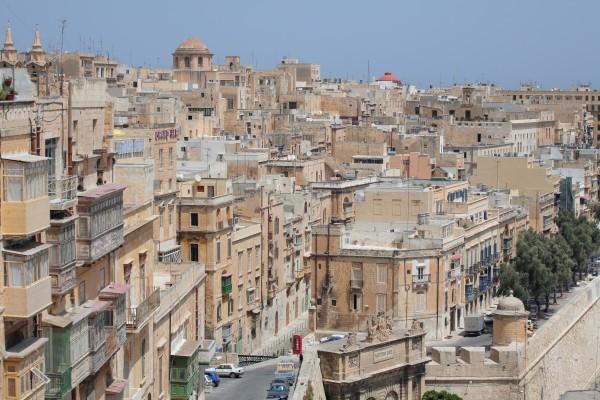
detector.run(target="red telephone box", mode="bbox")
[292,334,303,355]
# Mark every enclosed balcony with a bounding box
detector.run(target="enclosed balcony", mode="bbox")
[3,241,52,318]
[465,284,474,302]
[47,214,78,295]
[77,183,125,263]
[1,154,50,237]
[43,307,93,398]
[84,300,109,374]
[99,283,127,351]
[126,287,160,333]
[170,340,202,400]
[48,175,78,210]
[4,336,49,400]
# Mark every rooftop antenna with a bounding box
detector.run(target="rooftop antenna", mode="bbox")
[367,59,370,83]
[59,19,66,96]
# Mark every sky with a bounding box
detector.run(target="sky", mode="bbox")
[2,0,599,89]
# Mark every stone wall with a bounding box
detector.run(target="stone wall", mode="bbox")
[425,277,600,400]
[292,336,327,400]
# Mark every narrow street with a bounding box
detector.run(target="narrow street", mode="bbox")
[206,356,298,400]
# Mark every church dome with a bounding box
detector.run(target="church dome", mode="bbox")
[376,72,401,84]
[176,37,208,51]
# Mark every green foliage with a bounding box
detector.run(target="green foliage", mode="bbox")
[422,390,463,400]
[499,211,600,310]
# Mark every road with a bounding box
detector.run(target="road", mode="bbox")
[206,356,298,400]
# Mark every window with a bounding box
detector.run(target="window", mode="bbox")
[158,354,163,395]
[216,242,221,263]
[331,299,337,307]
[227,238,232,258]
[373,199,383,215]
[228,298,234,315]
[190,243,199,262]
[159,149,164,168]
[377,264,387,283]
[169,147,173,165]
[274,217,280,234]
[92,119,98,134]
[190,213,198,226]
[140,263,146,300]
[352,294,361,311]
[247,248,253,273]
[216,303,222,321]
[78,281,86,305]
[255,246,261,270]
[238,252,244,276]
[141,338,146,379]
[376,294,386,314]
[98,267,106,291]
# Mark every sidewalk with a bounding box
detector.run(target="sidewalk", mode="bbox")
[252,312,309,356]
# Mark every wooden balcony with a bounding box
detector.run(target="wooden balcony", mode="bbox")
[3,241,52,318]
[170,340,202,400]
[48,175,78,210]
[77,183,125,264]
[1,154,50,237]
[4,337,49,400]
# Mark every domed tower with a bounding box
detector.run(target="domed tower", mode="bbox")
[492,291,528,346]
[172,37,212,71]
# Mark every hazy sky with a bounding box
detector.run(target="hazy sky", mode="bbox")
[2,0,599,89]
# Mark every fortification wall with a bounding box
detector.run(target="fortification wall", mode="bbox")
[425,278,600,400]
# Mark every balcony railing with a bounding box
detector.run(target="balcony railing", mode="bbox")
[48,175,78,209]
[350,279,363,290]
[50,266,77,295]
[126,288,160,331]
[45,369,71,399]
[412,274,431,287]
[465,284,474,302]
[479,276,490,292]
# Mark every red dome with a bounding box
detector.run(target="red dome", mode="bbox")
[376,72,401,84]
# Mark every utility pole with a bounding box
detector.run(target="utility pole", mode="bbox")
[59,19,66,96]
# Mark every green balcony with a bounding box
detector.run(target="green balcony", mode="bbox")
[45,368,71,399]
[170,340,202,399]
[221,275,232,297]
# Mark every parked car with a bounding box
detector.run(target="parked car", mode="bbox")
[319,334,345,343]
[204,368,220,387]
[214,363,244,378]
[203,374,213,387]
[274,361,296,385]
[267,379,290,399]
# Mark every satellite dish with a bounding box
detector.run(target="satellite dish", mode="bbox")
[306,151,312,157]
[194,175,202,182]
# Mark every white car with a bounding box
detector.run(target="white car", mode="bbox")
[319,334,345,344]
[214,363,244,378]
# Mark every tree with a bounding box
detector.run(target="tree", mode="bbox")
[497,263,528,302]
[422,390,463,400]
